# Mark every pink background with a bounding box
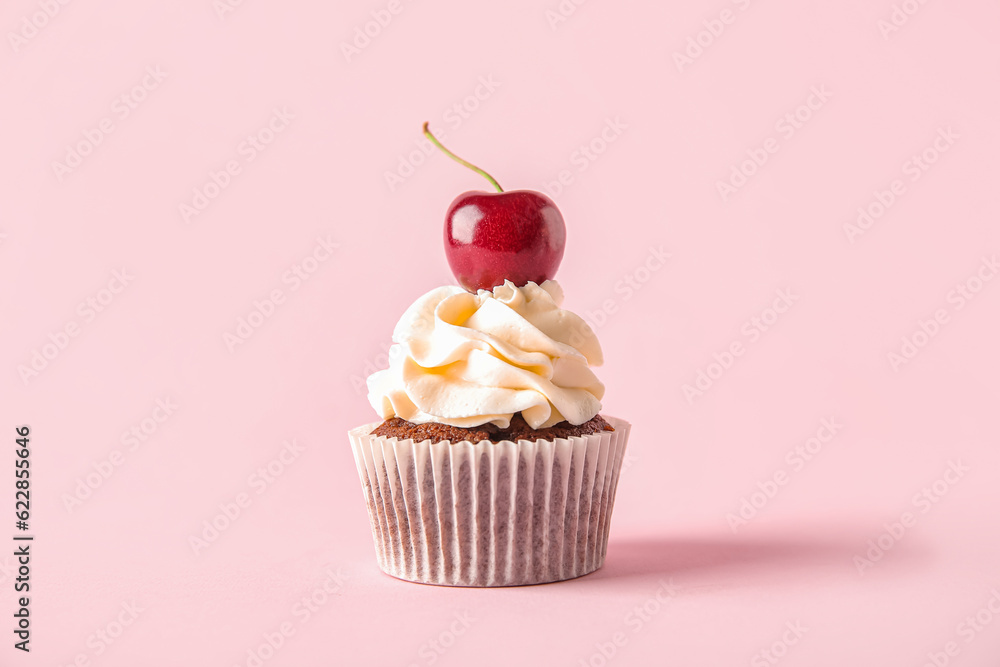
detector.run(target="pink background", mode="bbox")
[3,0,1000,664]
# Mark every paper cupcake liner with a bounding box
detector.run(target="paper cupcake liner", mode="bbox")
[349,416,630,587]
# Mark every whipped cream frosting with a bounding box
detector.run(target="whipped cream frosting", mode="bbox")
[367,280,604,429]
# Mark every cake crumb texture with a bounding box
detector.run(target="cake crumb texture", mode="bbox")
[371,413,614,444]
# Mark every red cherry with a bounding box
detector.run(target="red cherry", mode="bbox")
[424,123,567,292]
[445,190,565,292]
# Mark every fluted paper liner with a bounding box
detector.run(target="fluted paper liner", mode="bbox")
[349,416,630,587]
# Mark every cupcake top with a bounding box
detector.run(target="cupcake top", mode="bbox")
[367,280,604,429]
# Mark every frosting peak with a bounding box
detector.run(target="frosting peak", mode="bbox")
[367,280,604,429]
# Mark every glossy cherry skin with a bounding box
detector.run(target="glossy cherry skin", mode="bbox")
[444,190,566,292]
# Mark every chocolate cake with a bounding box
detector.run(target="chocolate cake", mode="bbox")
[371,412,614,444]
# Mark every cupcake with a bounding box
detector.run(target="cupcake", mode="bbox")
[348,125,630,587]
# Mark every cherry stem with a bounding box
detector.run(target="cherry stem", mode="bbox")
[423,122,503,193]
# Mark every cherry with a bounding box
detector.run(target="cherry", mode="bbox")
[425,123,566,293]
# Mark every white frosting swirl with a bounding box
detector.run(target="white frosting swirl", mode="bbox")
[367,280,604,429]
